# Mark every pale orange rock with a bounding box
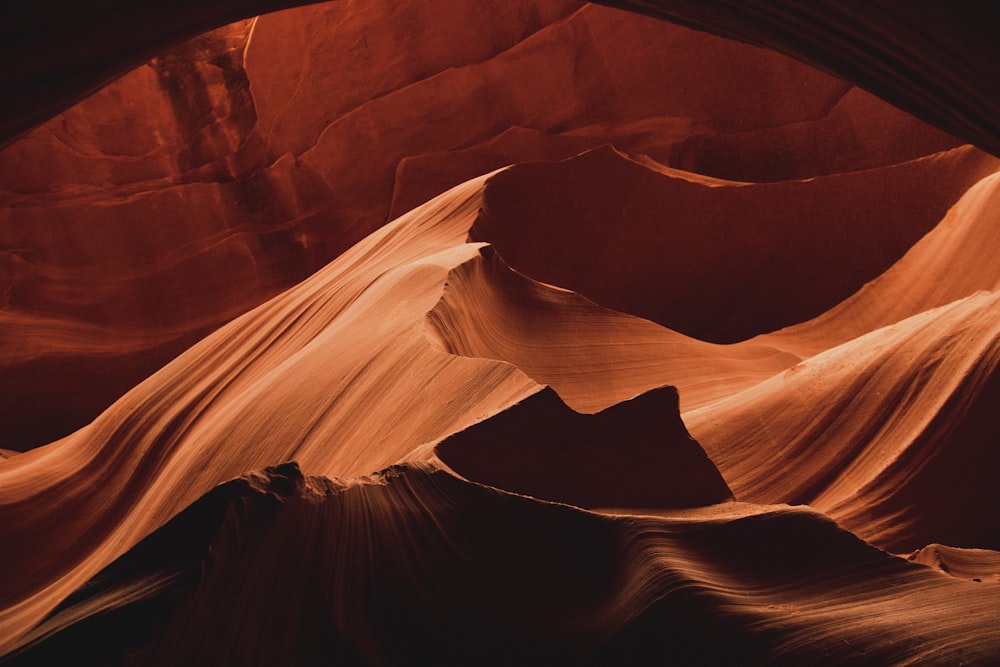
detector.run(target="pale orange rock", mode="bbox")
[3,1,1000,664]
[0,1,965,450]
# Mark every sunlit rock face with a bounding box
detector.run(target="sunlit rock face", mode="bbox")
[2,0,1000,664]
[0,1,968,449]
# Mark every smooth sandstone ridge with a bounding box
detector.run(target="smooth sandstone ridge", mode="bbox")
[3,146,1000,662]
[2,0,1000,664]
[6,463,1000,665]
[0,2,972,449]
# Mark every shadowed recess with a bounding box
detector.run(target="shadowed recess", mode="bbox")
[5,462,1000,665]
[471,144,995,343]
[1,1,998,156]
[436,385,733,509]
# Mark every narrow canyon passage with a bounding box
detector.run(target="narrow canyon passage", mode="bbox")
[1,1,999,664]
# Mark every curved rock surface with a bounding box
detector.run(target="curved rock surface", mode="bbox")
[2,153,999,662]
[6,2,967,449]
[687,292,1000,553]
[6,462,1000,665]
[909,544,1000,582]
[472,144,996,343]
[1,1,997,157]
[427,244,798,413]
[3,1,1000,664]
[0,178,536,649]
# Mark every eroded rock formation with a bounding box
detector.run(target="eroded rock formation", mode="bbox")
[2,0,999,664]
[0,2,974,448]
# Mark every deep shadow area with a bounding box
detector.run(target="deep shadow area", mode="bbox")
[436,385,733,509]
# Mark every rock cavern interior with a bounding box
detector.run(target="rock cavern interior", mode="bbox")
[1,1,999,664]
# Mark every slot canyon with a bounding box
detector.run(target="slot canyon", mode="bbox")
[1,1,999,664]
